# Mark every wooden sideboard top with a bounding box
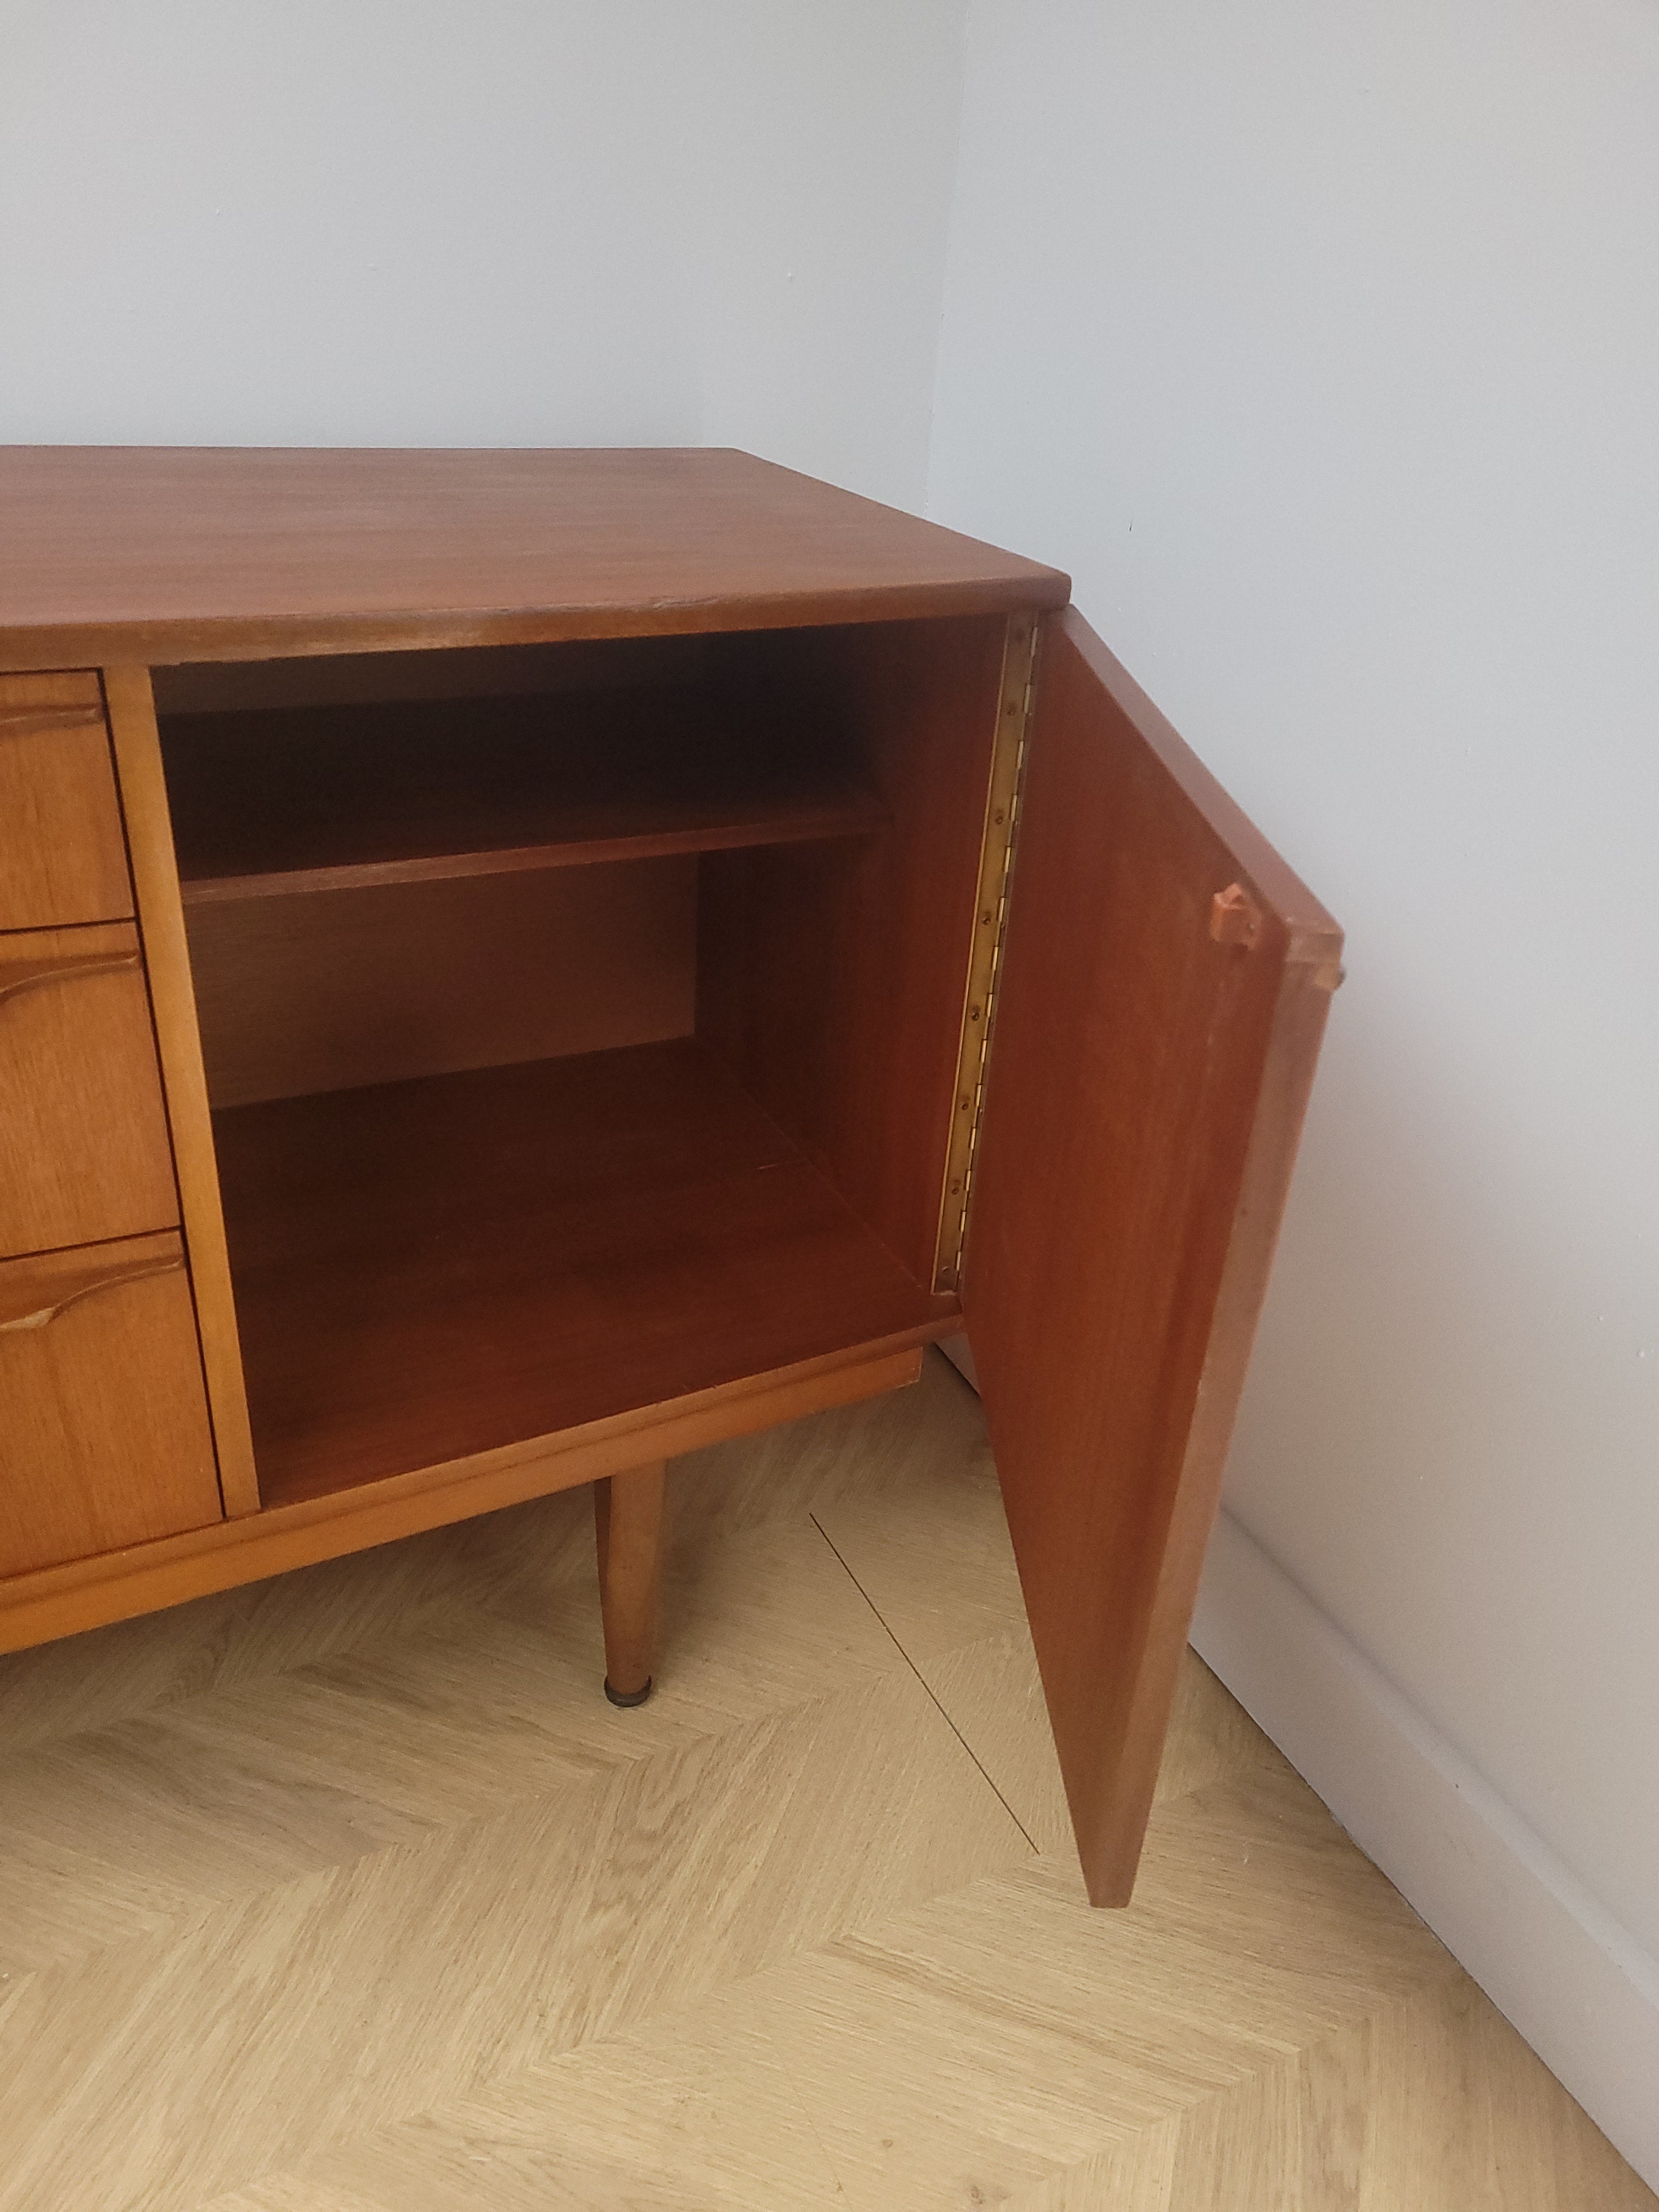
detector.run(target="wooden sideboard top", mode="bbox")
[0,446,1070,668]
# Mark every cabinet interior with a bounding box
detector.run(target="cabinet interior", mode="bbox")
[155,614,1007,1509]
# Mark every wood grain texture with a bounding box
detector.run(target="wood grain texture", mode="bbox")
[0,1345,923,1657]
[964,606,1344,1906]
[0,672,133,929]
[186,860,697,1109]
[0,447,1070,669]
[151,634,713,717]
[594,1460,667,1701]
[0,919,179,1256]
[0,1356,1642,2212]
[161,689,885,902]
[0,1230,222,1577]
[103,667,261,1516]
[213,1039,951,1504]
[698,614,1006,1285]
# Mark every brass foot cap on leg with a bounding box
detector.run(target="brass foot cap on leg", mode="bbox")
[604,1675,653,1708]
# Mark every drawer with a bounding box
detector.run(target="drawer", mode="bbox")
[0,673,134,931]
[0,1232,222,1577]
[0,922,180,1256]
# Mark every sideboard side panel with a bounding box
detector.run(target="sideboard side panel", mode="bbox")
[104,665,262,1517]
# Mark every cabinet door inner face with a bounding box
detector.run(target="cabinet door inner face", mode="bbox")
[963,607,1342,1907]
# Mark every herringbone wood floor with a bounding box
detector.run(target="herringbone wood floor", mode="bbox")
[0,1353,1649,2211]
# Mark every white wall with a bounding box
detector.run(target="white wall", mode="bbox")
[0,0,966,507]
[928,0,1659,2178]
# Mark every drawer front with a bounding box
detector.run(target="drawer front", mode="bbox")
[0,1232,223,1576]
[0,922,180,1256]
[0,673,134,932]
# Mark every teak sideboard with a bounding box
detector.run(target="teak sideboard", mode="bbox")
[0,447,1341,1906]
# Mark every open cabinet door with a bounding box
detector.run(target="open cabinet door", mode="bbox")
[962,607,1342,1906]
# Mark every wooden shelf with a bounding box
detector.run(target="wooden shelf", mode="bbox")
[162,691,885,903]
[212,1040,951,1507]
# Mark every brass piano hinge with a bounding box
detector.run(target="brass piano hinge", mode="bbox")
[932,612,1041,1294]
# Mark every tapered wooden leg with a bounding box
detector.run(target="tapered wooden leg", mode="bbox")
[594,1459,667,1707]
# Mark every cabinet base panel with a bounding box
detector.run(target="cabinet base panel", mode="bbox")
[0,1339,929,1655]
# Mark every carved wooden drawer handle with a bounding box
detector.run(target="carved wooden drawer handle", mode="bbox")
[0,703,106,739]
[0,1252,184,1336]
[0,950,142,1013]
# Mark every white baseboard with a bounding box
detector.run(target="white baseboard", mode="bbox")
[1191,1508,1659,2191]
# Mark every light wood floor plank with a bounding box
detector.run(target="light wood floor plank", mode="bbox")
[0,1514,919,1984]
[916,1628,1278,1860]
[0,1671,1024,2211]
[673,1349,999,1554]
[0,1350,1646,2212]
[1102,1973,1659,2212]
[1011,2126,1180,2212]
[806,1361,1022,1661]
[149,1515,916,1836]
[296,1985,849,2211]
[746,1760,1461,2211]
[0,1533,509,1758]
[198,2182,387,2212]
